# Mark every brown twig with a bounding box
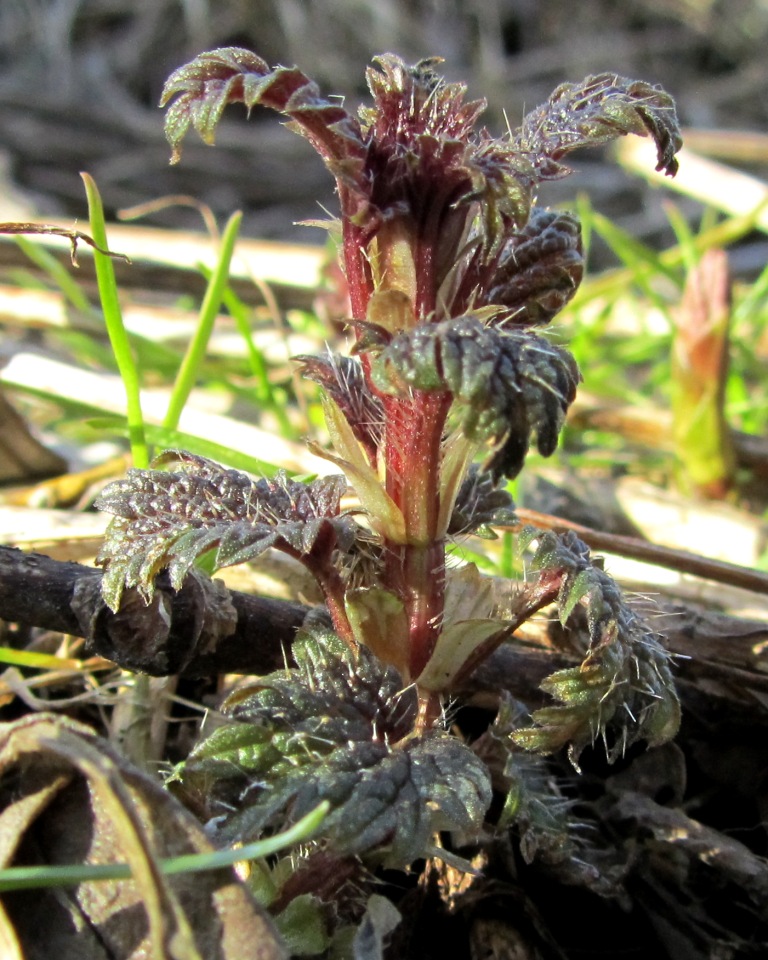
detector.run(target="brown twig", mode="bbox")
[0,545,306,677]
[513,508,768,595]
[0,222,130,266]
[2,545,767,714]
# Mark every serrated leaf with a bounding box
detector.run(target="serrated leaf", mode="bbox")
[513,531,680,764]
[161,47,367,181]
[514,73,681,182]
[370,315,580,480]
[478,693,573,865]
[95,451,356,609]
[484,209,584,324]
[447,465,518,538]
[558,567,595,625]
[178,629,491,868]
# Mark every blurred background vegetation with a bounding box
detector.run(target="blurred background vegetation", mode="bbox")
[3,0,768,251]
[5,0,768,544]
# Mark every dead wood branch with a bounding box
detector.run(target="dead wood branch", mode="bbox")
[0,545,306,677]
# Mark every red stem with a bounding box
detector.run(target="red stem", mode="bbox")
[340,201,372,321]
[382,390,452,679]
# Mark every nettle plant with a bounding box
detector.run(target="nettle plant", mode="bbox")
[96,52,682,876]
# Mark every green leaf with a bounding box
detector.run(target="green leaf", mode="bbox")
[483,209,584,324]
[370,315,581,480]
[0,802,328,892]
[447,465,518,538]
[513,530,680,765]
[351,894,401,960]
[480,694,573,865]
[163,210,243,431]
[514,73,681,182]
[161,47,367,186]
[81,172,148,468]
[95,451,356,609]
[557,568,595,625]
[178,629,492,868]
[274,894,330,957]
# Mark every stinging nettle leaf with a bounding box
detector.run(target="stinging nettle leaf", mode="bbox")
[447,465,518,538]
[513,73,682,183]
[95,451,356,609]
[484,208,584,325]
[161,47,367,182]
[370,315,581,480]
[478,693,574,865]
[513,531,680,764]
[179,629,492,868]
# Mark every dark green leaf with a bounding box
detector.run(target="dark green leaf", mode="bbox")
[370,316,581,479]
[161,47,367,183]
[484,209,584,325]
[95,451,356,609]
[178,629,492,868]
[514,73,682,183]
[478,693,573,865]
[447,466,518,538]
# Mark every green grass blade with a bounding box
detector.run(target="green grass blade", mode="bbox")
[0,647,83,670]
[574,203,768,308]
[220,283,297,439]
[163,211,243,431]
[92,419,284,476]
[81,172,148,468]
[0,801,329,892]
[588,210,679,311]
[663,201,699,273]
[13,235,92,313]
[733,258,768,327]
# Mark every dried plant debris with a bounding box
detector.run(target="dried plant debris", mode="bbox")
[0,713,284,960]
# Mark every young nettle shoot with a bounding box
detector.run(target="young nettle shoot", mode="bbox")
[95,52,681,868]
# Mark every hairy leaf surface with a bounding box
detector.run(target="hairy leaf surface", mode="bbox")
[295,353,384,465]
[95,451,356,610]
[484,209,584,324]
[513,531,680,764]
[177,629,492,868]
[161,51,681,266]
[478,693,573,865]
[161,47,367,180]
[370,316,581,479]
[447,465,518,538]
[514,73,681,183]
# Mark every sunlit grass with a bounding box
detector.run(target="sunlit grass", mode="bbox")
[0,801,329,892]
[566,198,768,445]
